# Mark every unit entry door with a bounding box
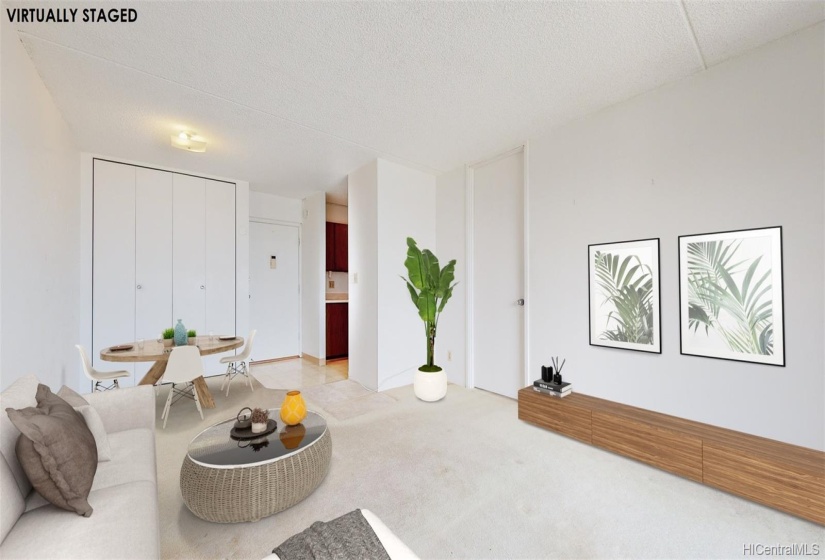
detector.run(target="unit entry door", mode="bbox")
[472,150,525,398]
[249,222,300,361]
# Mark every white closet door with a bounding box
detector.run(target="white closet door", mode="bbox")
[173,174,206,335]
[203,180,236,376]
[135,167,173,382]
[93,160,136,385]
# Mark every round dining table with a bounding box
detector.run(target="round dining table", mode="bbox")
[99,336,244,409]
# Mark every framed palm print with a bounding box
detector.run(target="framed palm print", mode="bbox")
[588,238,661,353]
[679,226,784,366]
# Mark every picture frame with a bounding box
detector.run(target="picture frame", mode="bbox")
[588,238,661,354]
[678,226,784,366]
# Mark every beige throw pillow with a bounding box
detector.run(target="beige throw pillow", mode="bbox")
[5,384,98,516]
[57,386,112,462]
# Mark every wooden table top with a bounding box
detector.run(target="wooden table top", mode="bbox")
[100,336,244,362]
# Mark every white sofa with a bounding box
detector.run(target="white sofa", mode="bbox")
[0,375,160,559]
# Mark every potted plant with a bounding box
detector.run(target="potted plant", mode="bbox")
[250,408,269,434]
[402,237,457,402]
[187,329,197,345]
[162,328,175,348]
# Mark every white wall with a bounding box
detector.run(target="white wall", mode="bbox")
[250,191,302,224]
[528,24,824,450]
[348,161,378,389]
[1,20,81,391]
[301,192,326,361]
[376,159,437,390]
[435,167,467,386]
[326,202,348,224]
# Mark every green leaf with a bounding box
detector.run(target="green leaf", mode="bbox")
[437,260,456,297]
[437,283,456,313]
[417,290,436,323]
[403,278,420,308]
[404,238,426,290]
[421,249,440,290]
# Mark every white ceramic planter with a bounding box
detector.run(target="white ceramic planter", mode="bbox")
[251,422,267,434]
[414,368,447,402]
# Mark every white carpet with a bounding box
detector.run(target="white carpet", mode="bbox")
[154,374,823,559]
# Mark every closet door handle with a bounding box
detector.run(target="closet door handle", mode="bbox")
[136,285,142,290]
[200,285,205,290]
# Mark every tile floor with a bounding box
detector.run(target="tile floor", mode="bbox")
[248,357,398,421]
[250,357,348,391]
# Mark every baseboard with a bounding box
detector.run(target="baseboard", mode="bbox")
[251,355,300,365]
[302,353,327,366]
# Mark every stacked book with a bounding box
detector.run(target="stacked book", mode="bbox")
[533,379,572,398]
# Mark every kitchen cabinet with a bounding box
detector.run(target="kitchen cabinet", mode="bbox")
[326,303,348,359]
[326,222,348,272]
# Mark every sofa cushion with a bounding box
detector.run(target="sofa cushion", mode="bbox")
[24,428,157,513]
[0,455,25,544]
[5,385,97,516]
[57,387,112,462]
[0,374,39,496]
[0,480,160,560]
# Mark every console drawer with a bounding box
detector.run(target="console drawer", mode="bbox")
[592,411,703,482]
[518,390,591,444]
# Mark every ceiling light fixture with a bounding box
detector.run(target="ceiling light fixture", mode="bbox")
[171,131,207,153]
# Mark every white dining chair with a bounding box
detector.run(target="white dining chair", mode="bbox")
[219,330,257,397]
[76,345,131,392]
[160,346,204,429]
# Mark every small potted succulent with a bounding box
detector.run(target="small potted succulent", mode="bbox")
[187,329,197,345]
[162,328,175,348]
[250,408,269,434]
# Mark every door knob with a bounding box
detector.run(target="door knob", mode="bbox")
[136,285,142,290]
[200,285,205,290]
[517,299,525,306]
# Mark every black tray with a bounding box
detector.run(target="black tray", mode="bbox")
[230,419,277,440]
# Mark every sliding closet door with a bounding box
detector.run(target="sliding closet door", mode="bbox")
[93,161,135,384]
[173,175,206,333]
[203,180,236,375]
[135,168,173,382]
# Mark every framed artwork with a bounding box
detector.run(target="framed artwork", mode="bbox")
[588,238,661,353]
[678,226,784,366]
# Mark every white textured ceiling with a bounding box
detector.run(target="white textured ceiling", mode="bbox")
[6,1,823,200]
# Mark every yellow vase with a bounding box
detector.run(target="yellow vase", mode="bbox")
[280,391,307,426]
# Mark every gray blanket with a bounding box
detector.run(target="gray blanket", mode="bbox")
[274,509,391,560]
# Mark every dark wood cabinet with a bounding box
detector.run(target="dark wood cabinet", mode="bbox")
[326,303,348,359]
[326,222,348,272]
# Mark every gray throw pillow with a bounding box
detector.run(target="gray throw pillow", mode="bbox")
[57,386,112,462]
[5,384,98,516]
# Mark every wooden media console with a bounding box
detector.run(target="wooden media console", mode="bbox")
[518,387,825,525]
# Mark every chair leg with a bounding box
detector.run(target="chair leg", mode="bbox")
[113,379,120,389]
[161,384,175,429]
[220,363,231,392]
[191,382,204,420]
[223,363,231,397]
[245,362,253,391]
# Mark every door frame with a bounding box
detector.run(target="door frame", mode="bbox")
[248,218,303,361]
[465,142,531,394]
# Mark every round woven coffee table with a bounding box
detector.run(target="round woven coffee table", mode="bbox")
[180,409,331,523]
